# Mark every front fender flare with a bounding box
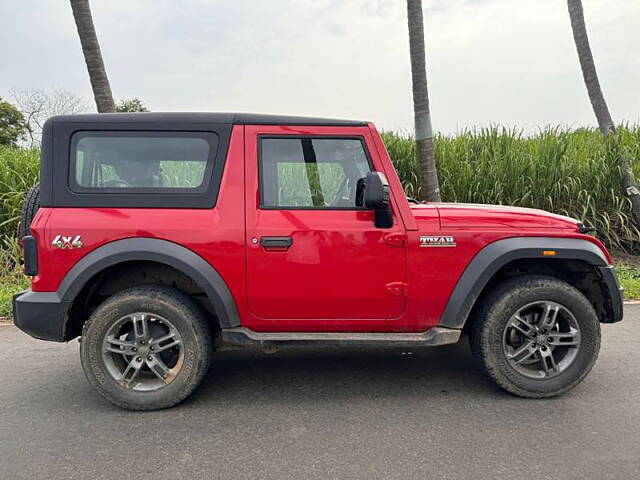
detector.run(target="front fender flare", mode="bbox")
[438,237,608,329]
[58,237,240,329]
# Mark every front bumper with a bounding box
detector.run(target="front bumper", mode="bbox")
[598,265,624,323]
[12,290,67,342]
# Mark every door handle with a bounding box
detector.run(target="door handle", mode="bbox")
[260,236,293,250]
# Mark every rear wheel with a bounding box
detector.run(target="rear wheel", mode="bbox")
[469,275,600,398]
[80,285,213,410]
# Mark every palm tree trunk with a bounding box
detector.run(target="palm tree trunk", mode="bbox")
[567,0,614,136]
[70,0,115,113]
[567,0,640,226]
[407,0,441,202]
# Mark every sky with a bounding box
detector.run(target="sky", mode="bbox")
[0,0,638,134]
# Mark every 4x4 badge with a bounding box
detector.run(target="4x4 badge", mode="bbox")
[420,236,456,247]
[52,235,83,249]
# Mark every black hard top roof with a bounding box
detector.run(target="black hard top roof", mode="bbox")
[49,112,368,127]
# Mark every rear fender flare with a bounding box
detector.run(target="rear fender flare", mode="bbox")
[58,237,240,329]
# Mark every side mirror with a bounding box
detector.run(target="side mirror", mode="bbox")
[364,171,393,228]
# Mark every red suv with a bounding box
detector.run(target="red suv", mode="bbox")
[13,113,623,410]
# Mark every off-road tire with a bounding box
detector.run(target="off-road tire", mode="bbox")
[469,275,601,398]
[80,285,214,410]
[19,183,40,238]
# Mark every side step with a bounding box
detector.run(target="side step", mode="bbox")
[221,327,461,348]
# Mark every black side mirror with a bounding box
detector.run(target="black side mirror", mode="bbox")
[364,171,393,228]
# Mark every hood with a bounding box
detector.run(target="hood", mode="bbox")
[429,203,580,230]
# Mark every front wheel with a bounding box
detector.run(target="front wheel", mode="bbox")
[80,286,213,410]
[469,275,601,398]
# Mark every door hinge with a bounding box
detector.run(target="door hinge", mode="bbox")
[385,281,408,296]
[384,232,407,247]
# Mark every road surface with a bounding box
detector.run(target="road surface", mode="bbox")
[1,307,639,479]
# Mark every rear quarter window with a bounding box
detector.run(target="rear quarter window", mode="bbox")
[70,131,218,192]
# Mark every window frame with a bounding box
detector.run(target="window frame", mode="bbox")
[68,130,218,195]
[257,135,374,211]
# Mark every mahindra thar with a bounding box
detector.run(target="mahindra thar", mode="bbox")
[13,113,623,410]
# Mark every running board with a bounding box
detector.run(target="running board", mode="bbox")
[221,327,461,348]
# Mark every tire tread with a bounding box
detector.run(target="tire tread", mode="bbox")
[80,285,214,410]
[19,183,40,239]
[469,275,600,398]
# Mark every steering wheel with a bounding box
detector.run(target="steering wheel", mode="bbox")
[102,179,130,188]
[330,177,351,207]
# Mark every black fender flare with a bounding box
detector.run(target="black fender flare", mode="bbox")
[58,237,240,329]
[438,237,609,329]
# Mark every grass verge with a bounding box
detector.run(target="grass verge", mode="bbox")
[0,274,29,318]
[612,251,640,300]
[1,262,639,319]
[0,236,29,318]
[616,265,640,300]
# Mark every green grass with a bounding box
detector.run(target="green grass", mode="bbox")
[2,126,640,316]
[382,125,640,252]
[0,237,29,317]
[1,261,638,318]
[0,146,39,239]
[0,274,29,318]
[3,126,640,251]
[0,147,38,317]
[615,263,640,300]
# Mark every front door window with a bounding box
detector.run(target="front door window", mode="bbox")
[260,137,371,209]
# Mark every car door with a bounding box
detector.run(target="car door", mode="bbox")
[244,125,407,328]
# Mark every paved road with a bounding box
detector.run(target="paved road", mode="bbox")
[1,308,639,480]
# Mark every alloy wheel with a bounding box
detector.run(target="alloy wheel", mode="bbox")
[102,312,184,391]
[502,301,581,379]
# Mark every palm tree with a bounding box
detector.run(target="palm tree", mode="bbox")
[70,0,115,113]
[406,0,440,202]
[567,0,640,224]
[567,0,614,135]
